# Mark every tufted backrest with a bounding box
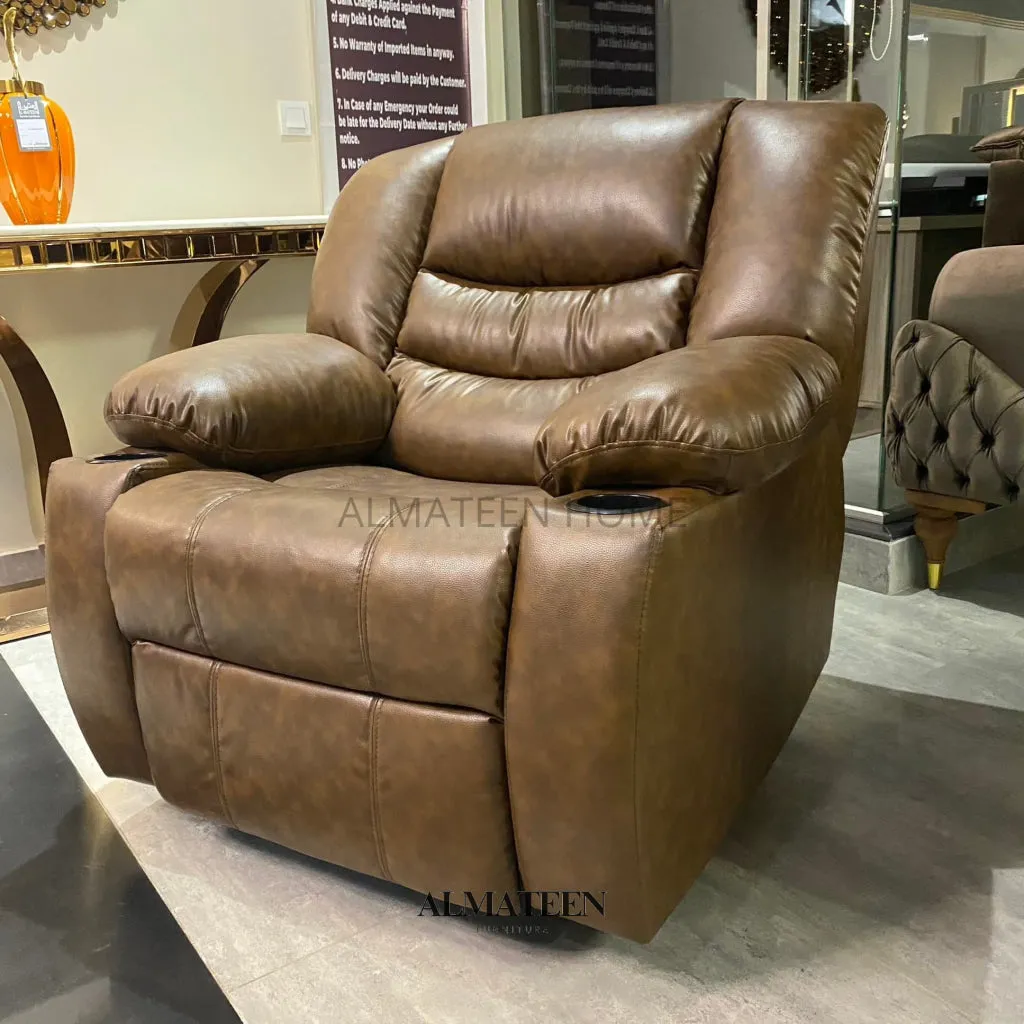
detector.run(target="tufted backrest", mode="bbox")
[308,100,888,485]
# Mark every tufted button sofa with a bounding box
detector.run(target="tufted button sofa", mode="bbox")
[886,126,1024,588]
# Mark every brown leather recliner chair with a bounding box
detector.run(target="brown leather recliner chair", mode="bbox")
[46,100,887,943]
[886,126,1024,589]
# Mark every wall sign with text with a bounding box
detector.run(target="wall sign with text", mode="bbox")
[324,0,471,187]
[547,0,657,113]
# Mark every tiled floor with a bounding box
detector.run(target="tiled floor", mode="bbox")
[0,659,240,1023]
[3,550,1024,1023]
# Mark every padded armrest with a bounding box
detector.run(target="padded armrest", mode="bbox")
[534,336,840,497]
[105,333,396,472]
[972,127,1024,164]
[930,247,1024,385]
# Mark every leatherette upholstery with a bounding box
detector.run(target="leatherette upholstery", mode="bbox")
[534,336,841,496]
[106,470,533,718]
[48,99,888,942]
[133,642,519,897]
[507,431,846,940]
[45,453,205,782]
[106,333,396,472]
[306,137,454,368]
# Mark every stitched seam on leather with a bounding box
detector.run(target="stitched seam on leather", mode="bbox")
[208,660,235,827]
[124,464,148,491]
[106,414,387,457]
[686,99,748,328]
[356,503,416,692]
[631,526,663,934]
[387,350,591,389]
[501,591,526,891]
[540,393,838,487]
[694,99,742,276]
[402,137,455,329]
[368,697,394,881]
[492,526,522,722]
[122,456,185,492]
[115,458,187,780]
[185,489,252,656]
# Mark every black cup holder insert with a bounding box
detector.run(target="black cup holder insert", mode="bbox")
[566,493,670,516]
[87,448,162,465]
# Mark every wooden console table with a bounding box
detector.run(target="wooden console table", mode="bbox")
[0,216,326,640]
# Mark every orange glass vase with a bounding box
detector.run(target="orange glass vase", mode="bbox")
[0,10,74,225]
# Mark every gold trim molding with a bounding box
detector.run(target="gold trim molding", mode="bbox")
[0,221,324,272]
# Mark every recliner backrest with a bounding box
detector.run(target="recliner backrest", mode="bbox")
[307,99,887,484]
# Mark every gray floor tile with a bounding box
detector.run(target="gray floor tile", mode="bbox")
[114,803,415,992]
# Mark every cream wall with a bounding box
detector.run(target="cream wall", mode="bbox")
[9,0,323,222]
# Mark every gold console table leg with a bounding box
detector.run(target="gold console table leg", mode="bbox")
[0,315,69,641]
[170,258,269,350]
[0,314,72,537]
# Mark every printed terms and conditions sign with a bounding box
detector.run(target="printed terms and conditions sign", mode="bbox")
[549,0,657,112]
[325,0,471,186]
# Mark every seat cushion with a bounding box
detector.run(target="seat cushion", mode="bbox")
[269,462,541,501]
[105,467,547,717]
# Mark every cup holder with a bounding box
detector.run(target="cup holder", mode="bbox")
[565,493,670,516]
[87,448,161,465]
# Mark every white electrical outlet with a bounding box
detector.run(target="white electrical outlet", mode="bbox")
[278,101,312,137]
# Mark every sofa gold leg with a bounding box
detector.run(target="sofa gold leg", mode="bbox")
[911,509,958,590]
[905,490,987,590]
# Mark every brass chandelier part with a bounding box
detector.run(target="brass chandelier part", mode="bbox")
[1,0,106,37]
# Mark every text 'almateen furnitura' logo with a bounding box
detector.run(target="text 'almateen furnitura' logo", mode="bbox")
[418,890,607,919]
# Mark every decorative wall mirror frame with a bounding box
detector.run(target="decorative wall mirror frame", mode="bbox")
[1,0,106,36]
